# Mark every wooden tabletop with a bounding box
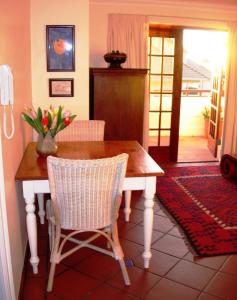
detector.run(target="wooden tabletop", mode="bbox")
[15,140,164,181]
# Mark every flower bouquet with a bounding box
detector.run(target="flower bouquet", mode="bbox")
[22,105,76,157]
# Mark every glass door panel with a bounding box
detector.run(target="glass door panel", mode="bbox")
[148,27,183,162]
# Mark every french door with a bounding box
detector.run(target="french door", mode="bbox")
[208,69,224,157]
[148,27,183,162]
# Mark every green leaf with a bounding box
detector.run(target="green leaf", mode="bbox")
[55,106,63,130]
[48,111,53,129]
[37,107,42,121]
[22,113,36,129]
[34,118,44,135]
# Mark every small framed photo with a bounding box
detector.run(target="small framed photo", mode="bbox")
[46,25,75,71]
[49,78,74,97]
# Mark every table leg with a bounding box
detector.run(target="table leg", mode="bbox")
[23,182,39,274]
[124,191,132,222]
[37,193,45,225]
[142,176,156,269]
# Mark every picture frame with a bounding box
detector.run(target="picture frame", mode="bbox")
[46,25,75,71]
[49,78,74,97]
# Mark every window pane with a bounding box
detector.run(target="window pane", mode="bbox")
[151,37,162,55]
[150,56,162,74]
[149,112,159,129]
[150,75,161,92]
[162,75,173,92]
[163,57,174,74]
[149,130,158,146]
[161,112,171,128]
[150,94,160,111]
[162,95,172,111]
[164,38,175,55]
[160,130,170,146]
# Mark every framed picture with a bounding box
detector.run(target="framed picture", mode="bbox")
[46,25,75,71]
[49,78,74,97]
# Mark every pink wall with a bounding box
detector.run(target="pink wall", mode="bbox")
[0,0,32,295]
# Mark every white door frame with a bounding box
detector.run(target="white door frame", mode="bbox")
[0,131,16,300]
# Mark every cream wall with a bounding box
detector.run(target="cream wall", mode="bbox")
[89,1,237,67]
[0,0,32,296]
[31,0,89,119]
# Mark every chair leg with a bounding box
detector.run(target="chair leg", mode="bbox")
[111,223,131,285]
[124,191,132,222]
[47,262,56,292]
[48,222,52,251]
[118,259,131,286]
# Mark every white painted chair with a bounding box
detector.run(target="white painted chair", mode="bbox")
[33,120,106,224]
[46,154,131,292]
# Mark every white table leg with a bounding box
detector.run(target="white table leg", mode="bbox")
[142,176,156,269]
[37,193,45,224]
[124,190,132,222]
[23,181,39,274]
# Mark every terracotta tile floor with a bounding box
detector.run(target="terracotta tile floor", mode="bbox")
[20,191,237,300]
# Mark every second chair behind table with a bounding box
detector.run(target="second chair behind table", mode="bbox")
[34,120,105,224]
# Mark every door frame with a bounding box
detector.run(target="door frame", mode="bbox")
[0,133,16,300]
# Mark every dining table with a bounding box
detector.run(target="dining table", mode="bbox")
[15,140,164,274]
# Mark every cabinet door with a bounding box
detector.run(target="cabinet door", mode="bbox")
[92,70,146,144]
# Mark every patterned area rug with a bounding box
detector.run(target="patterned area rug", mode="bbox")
[156,165,237,256]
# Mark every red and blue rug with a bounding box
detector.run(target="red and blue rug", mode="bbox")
[156,165,237,256]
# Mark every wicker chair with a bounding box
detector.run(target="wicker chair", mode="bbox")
[55,120,105,142]
[46,154,131,292]
[33,120,105,225]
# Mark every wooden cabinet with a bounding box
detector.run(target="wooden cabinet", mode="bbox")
[90,68,147,145]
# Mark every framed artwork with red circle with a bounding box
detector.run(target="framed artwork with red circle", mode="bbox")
[46,25,75,72]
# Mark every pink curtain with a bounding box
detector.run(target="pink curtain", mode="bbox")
[107,14,149,149]
[107,14,148,68]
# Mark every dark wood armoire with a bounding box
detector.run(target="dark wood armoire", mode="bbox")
[89,68,147,145]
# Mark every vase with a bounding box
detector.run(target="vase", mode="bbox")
[104,50,127,68]
[36,131,58,157]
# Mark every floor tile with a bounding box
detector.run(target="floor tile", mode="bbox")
[155,208,168,217]
[83,283,139,300]
[23,277,45,300]
[120,239,144,259]
[51,269,101,300]
[205,271,237,300]
[74,252,120,281]
[184,252,229,270]
[61,241,95,267]
[46,292,63,299]
[168,226,183,238]
[107,266,161,298]
[144,278,200,300]
[152,234,189,258]
[197,292,222,300]
[220,255,237,275]
[151,215,174,233]
[118,219,137,237]
[119,208,144,224]
[133,249,179,276]
[166,260,216,290]
[26,255,47,278]
[122,224,164,245]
